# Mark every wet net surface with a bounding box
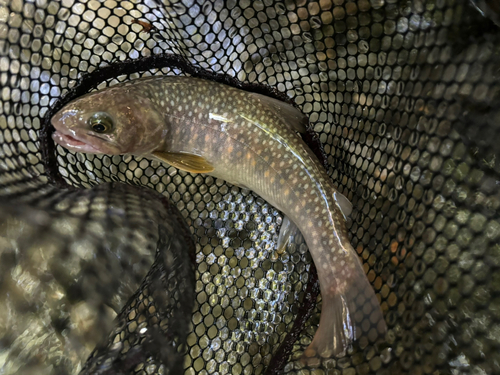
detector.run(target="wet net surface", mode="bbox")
[0,182,195,374]
[1,0,500,374]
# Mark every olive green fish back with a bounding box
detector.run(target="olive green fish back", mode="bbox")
[0,0,499,374]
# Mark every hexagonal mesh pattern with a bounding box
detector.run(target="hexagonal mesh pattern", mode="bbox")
[1,0,500,374]
[0,182,195,374]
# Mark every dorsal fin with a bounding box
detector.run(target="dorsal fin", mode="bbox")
[249,92,308,134]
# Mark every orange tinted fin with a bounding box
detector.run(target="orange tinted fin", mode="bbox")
[152,151,214,173]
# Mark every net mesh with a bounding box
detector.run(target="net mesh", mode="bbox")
[1,0,500,374]
[0,182,195,374]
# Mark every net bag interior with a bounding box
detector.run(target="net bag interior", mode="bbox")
[0,0,500,374]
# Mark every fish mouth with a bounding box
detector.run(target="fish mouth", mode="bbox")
[52,130,105,154]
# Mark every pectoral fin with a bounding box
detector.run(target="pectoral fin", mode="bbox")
[152,151,215,173]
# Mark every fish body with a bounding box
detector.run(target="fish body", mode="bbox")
[51,75,386,360]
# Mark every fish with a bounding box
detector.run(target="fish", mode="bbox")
[51,75,387,361]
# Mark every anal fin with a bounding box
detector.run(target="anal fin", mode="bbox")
[277,216,298,254]
[333,191,352,220]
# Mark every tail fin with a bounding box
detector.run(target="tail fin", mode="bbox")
[302,247,386,363]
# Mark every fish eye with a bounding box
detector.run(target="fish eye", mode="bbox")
[88,112,114,133]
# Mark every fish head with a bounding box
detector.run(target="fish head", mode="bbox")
[51,87,166,155]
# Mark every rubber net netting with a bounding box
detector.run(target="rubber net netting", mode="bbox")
[0,0,499,374]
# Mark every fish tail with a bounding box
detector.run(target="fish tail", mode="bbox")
[302,245,386,363]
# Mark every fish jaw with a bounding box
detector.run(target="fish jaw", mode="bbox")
[52,130,111,154]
